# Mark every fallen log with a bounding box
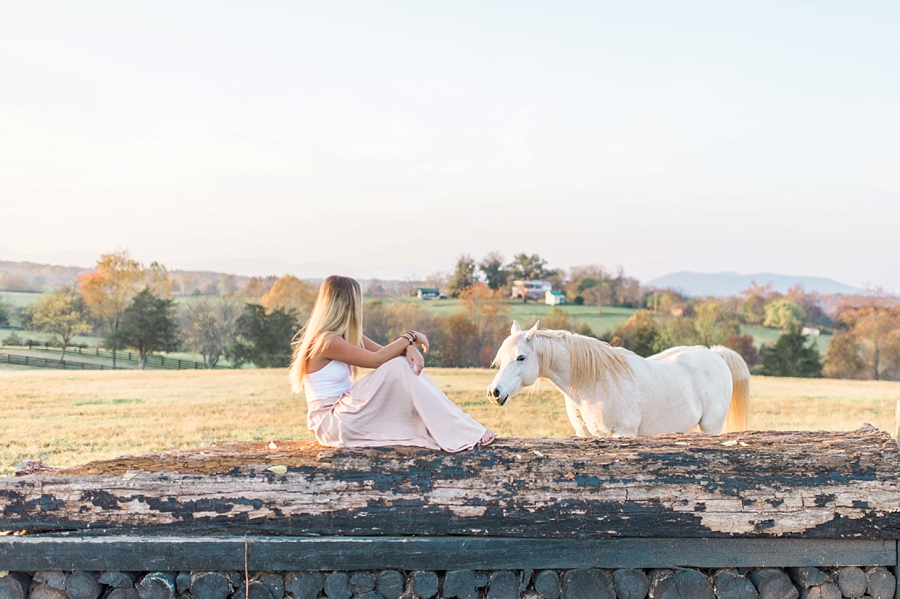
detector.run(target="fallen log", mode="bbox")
[2,426,899,539]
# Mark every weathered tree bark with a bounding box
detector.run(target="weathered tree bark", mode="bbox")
[3,426,900,539]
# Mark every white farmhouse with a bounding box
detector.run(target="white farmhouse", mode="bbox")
[511,280,552,301]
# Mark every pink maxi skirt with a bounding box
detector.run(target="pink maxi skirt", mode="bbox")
[307,357,487,452]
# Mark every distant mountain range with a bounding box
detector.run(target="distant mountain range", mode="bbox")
[646,271,863,297]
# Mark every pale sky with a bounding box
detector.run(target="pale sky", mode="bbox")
[1,1,898,287]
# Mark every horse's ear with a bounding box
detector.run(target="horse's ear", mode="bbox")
[525,320,540,341]
[511,321,522,334]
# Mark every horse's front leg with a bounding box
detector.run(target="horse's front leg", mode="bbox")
[564,396,592,437]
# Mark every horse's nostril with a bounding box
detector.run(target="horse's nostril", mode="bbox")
[492,388,500,398]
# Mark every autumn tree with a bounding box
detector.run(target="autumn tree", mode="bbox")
[261,275,317,324]
[582,279,616,313]
[785,285,832,329]
[145,262,174,297]
[826,300,900,381]
[441,314,480,367]
[79,250,149,367]
[459,282,510,366]
[653,318,699,352]
[479,251,509,291]
[365,279,387,297]
[723,333,762,367]
[28,286,91,362]
[179,295,242,368]
[823,333,865,379]
[363,300,446,366]
[220,275,240,294]
[610,311,659,357]
[692,299,741,347]
[446,255,477,298]
[566,264,628,312]
[644,289,688,315]
[240,276,278,300]
[537,308,568,331]
[763,299,806,330]
[740,294,766,325]
[112,288,181,369]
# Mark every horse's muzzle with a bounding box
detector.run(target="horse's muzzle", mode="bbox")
[487,387,508,406]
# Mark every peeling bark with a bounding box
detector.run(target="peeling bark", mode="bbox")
[2,426,899,538]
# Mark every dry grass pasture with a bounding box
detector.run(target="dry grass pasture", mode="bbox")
[2,368,899,475]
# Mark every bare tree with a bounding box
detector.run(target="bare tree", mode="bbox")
[179,295,242,368]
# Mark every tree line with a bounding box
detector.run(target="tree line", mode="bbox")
[0,251,314,369]
[442,252,642,309]
[2,249,898,378]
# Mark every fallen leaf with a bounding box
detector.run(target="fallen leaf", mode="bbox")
[267,465,288,475]
[674,441,689,446]
[0,572,8,578]
[122,472,138,481]
[721,440,738,447]
[532,450,545,458]
[268,441,277,450]
[739,442,749,446]
[564,472,575,480]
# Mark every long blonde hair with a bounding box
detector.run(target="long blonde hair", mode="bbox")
[289,275,364,393]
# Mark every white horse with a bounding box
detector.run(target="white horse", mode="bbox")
[487,321,750,437]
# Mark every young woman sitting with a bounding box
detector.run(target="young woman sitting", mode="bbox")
[289,275,495,452]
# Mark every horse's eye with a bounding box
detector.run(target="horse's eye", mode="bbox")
[517,355,526,361]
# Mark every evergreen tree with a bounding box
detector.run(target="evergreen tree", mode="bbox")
[760,327,823,378]
[112,288,181,369]
[0,297,11,328]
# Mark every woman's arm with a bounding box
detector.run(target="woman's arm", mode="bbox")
[362,336,382,351]
[363,335,425,375]
[322,332,428,369]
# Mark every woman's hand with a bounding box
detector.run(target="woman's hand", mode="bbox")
[410,331,429,354]
[405,345,425,375]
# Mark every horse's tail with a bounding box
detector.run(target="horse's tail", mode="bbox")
[711,346,750,432]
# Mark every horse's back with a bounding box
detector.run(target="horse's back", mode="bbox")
[629,345,734,435]
[646,345,732,379]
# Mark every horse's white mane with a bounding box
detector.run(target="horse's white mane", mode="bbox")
[528,329,634,393]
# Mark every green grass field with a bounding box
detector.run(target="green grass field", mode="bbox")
[0,290,43,308]
[742,325,832,353]
[2,367,898,475]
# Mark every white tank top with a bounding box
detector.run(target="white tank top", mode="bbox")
[304,359,352,402]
